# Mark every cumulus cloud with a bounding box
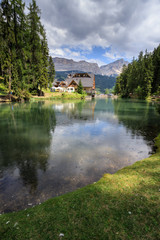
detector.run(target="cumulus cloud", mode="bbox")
[103,48,125,60]
[24,0,160,62]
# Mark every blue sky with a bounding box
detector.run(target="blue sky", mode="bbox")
[22,0,160,65]
[51,45,127,66]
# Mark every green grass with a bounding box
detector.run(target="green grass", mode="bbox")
[43,88,53,93]
[32,92,85,100]
[0,136,160,240]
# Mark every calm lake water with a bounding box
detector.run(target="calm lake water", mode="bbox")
[0,98,160,213]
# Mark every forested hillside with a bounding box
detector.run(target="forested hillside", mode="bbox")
[94,75,116,93]
[115,45,160,99]
[0,0,55,99]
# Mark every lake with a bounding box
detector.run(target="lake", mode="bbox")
[0,98,160,213]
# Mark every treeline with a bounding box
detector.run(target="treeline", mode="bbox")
[0,0,55,99]
[115,45,160,99]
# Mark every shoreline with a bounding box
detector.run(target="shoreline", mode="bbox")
[0,92,119,102]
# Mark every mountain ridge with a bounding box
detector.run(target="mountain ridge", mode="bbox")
[53,57,129,76]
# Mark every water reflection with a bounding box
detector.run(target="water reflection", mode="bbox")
[155,102,160,115]
[113,99,160,149]
[0,102,56,211]
[0,99,160,213]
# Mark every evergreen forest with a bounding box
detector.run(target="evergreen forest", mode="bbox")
[115,45,160,99]
[0,0,55,99]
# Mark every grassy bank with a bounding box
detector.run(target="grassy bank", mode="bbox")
[32,92,86,100]
[0,91,86,102]
[0,136,160,240]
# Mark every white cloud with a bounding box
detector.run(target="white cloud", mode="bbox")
[50,48,66,57]
[103,49,125,60]
[24,0,160,61]
[50,47,88,62]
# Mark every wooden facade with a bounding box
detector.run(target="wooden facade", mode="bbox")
[53,73,95,94]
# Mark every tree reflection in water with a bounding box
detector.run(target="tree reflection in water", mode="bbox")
[0,102,56,194]
[113,99,160,152]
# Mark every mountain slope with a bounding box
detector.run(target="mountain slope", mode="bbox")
[53,57,129,76]
[100,59,129,76]
[53,57,101,75]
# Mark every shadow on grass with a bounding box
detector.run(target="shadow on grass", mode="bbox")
[0,153,159,240]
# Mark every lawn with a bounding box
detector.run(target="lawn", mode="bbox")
[0,136,160,240]
[32,91,85,100]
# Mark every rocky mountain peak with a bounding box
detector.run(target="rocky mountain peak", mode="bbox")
[53,57,129,76]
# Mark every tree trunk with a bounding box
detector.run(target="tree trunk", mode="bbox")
[8,66,12,101]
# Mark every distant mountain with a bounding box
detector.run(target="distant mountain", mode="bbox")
[100,59,129,76]
[53,57,129,76]
[53,57,101,75]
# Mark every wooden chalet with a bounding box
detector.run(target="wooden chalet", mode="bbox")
[53,73,95,94]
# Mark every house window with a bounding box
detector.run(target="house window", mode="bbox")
[72,82,77,86]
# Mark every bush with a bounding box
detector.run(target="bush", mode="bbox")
[134,86,144,99]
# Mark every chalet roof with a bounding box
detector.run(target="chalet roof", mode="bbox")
[65,73,94,88]
[72,73,91,78]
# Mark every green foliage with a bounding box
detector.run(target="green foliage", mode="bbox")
[95,88,101,94]
[48,56,55,87]
[115,46,160,99]
[105,88,109,94]
[95,75,116,93]
[105,87,115,94]
[0,0,55,100]
[134,86,143,99]
[0,82,8,95]
[77,80,83,94]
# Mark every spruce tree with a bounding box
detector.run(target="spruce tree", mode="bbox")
[0,0,15,93]
[11,0,27,93]
[77,80,83,94]
[27,0,42,90]
[48,56,55,87]
[152,45,160,94]
[142,51,153,97]
[0,0,53,99]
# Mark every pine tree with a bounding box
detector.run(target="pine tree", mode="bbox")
[27,0,42,90]
[142,51,153,97]
[11,0,27,93]
[38,25,49,90]
[115,49,155,99]
[0,0,53,99]
[0,7,4,77]
[48,56,55,87]
[152,45,160,93]
[0,0,15,94]
[77,80,83,94]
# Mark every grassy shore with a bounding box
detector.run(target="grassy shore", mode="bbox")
[32,92,86,100]
[0,90,86,102]
[0,135,160,240]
